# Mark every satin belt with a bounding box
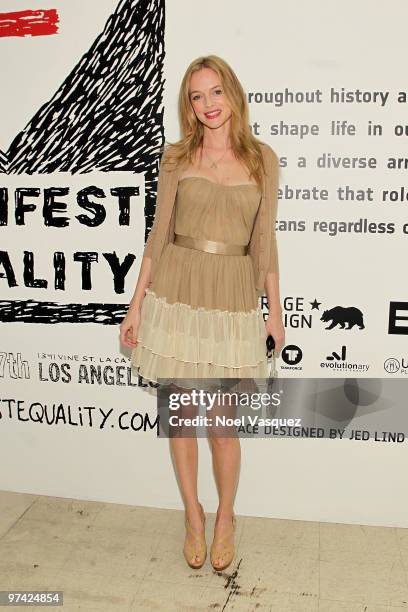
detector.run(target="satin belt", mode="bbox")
[173,233,249,256]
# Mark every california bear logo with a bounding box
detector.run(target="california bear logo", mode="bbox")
[320,306,365,330]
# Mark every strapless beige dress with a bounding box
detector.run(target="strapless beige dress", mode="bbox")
[131,176,269,390]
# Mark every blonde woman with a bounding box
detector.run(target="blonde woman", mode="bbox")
[120,55,285,570]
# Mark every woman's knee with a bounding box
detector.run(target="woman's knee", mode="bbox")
[208,434,238,449]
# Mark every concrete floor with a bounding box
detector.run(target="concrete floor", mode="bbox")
[0,491,407,611]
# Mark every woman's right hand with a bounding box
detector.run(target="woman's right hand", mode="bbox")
[120,306,141,349]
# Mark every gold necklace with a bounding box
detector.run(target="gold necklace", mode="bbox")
[202,145,231,170]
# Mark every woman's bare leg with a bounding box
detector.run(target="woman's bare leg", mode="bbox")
[208,393,241,568]
[168,383,204,533]
[210,437,241,516]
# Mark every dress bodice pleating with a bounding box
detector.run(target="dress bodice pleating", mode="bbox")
[150,176,262,313]
[174,176,261,245]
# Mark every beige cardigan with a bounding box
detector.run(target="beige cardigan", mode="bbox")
[143,141,279,298]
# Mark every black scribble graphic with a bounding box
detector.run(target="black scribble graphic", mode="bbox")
[0,150,7,173]
[0,0,165,324]
[0,300,127,324]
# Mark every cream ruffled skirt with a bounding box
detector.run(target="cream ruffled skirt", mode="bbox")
[131,287,268,389]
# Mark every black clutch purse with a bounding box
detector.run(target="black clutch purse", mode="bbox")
[266,334,278,378]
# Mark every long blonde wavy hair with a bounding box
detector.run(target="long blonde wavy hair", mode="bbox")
[162,55,266,188]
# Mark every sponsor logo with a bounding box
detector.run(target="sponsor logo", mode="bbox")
[320,344,369,372]
[280,344,303,370]
[272,296,366,332]
[384,357,408,375]
[320,305,365,331]
[388,302,408,335]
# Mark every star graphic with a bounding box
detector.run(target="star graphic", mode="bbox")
[310,298,321,310]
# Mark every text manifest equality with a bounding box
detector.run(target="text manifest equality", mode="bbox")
[0,185,140,293]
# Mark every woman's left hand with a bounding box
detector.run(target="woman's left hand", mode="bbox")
[265,312,285,357]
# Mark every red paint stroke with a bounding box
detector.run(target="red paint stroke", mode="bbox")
[0,9,59,38]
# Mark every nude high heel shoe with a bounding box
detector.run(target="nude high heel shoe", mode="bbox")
[183,502,207,569]
[210,512,237,571]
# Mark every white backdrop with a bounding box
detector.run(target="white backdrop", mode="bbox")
[1,0,407,527]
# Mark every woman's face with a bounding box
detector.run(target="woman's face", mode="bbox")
[188,67,232,130]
